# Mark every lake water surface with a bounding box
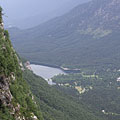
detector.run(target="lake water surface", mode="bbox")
[30,64,66,80]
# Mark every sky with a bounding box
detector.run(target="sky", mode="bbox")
[0,0,90,28]
[0,0,74,19]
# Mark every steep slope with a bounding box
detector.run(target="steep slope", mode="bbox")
[9,0,120,69]
[0,6,106,120]
[0,7,43,120]
[23,70,106,120]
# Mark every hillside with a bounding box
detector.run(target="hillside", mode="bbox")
[0,7,43,120]
[0,6,106,120]
[23,70,106,120]
[52,68,120,120]
[9,0,120,69]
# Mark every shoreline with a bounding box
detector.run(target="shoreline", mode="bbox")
[30,61,81,73]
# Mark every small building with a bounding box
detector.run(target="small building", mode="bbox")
[102,110,105,113]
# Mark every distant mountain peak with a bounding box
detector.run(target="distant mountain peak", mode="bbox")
[9,0,120,69]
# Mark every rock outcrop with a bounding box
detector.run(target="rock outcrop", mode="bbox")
[0,7,43,120]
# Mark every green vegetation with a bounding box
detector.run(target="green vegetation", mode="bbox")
[0,8,43,119]
[0,7,2,23]
[52,69,120,120]
[0,107,15,120]
[9,0,120,69]
[78,27,112,39]
[1,0,120,119]
[23,70,105,120]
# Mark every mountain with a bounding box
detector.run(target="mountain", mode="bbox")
[0,6,106,120]
[9,0,120,70]
[2,0,90,29]
[24,70,106,120]
[0,7,44,120]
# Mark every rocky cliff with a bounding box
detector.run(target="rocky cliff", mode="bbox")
[0,7,43,120]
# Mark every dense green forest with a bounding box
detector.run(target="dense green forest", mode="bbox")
[52,69,120,120]
[23,70,106,120]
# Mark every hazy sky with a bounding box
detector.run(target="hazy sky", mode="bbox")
[0,0,76,19]
[0,0,90,28]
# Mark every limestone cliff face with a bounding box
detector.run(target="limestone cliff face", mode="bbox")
[0,7,43,120]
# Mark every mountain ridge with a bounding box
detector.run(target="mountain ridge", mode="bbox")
[9,0,120,69]
[3,0,90,29]
[0,6,107,120]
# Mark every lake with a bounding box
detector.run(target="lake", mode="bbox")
[30,64,66,85]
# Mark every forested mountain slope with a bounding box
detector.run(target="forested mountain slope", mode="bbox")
[23,70,106,120]
[0,6,106,120]
[9,0,120,69]
[0,7,43,120]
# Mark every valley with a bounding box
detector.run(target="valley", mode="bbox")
[23,69,106,120]
[28,61,120,120]
[52,67,120,120]
[9,0,120,70]
[1,0,120,120]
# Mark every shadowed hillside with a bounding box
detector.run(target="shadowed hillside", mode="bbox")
[9,0,120,70]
